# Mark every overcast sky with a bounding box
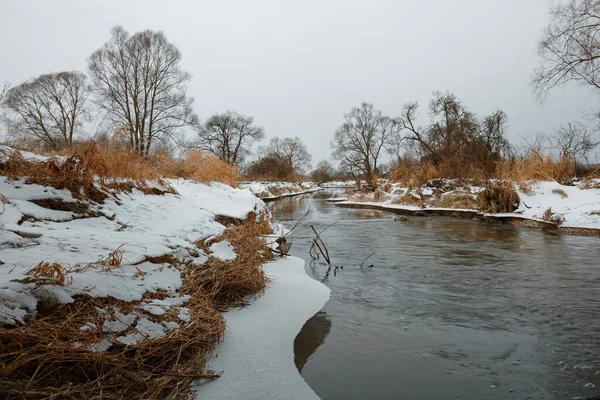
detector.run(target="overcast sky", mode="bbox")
[1,0,598,166]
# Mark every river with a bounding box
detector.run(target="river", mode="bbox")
[268,189,600,400]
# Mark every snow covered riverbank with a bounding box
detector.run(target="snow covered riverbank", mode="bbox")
[192,256,330,400]
[240,181,320,201]
[0,146,331,398]
[337,179,600,236]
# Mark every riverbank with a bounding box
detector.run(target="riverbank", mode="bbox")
[335,179,600,236]
[240,181,321,201]
[0,147,328,399]
[192,257,330,400]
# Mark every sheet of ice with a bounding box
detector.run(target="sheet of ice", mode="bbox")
[192,256,330,400]
[209,240,237,261]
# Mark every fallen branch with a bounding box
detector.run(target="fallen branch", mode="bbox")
[310,225,331,265]
[359,253,375,269]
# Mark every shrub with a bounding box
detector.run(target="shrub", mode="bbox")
[476,182,520,213]
[542,207,565,225]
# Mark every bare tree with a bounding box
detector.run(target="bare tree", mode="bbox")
[553,121,599,163]
[261,136,312,174]
[1,72,89,150]
[311,160,335,182]
[533,0,600,98]
[518,132,551,159]
[398,92,511,178]
[331,102,400,187]
[88,26,197,158]
[195,111,264,165]
[478,110,511,178]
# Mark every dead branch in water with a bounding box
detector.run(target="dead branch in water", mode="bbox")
[309,225,331,265]
[359,252,375,269]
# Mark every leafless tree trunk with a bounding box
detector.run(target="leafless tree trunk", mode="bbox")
[194,111,264,165]
[88,26,198,158]
[0,72,89,150]
[331,102,400,188]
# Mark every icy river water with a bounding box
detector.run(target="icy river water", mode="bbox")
[268,189,600,400]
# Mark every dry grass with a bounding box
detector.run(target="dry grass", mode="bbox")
[0,150,108,203]
[0,213,274,400]
[389,161,440,186]
[476,182,520,213]
[579,178,600,190]
[542,207,564,225]
[391,191,424,207]
[518,181,535,196]
[372,188,391,202]
[496,153,575,183]
[551,188,568,198]
[431,192,477,209]
[389,152,579,187]
[157,150,240,187]
[0,143,178,203]
[190,213,273,310]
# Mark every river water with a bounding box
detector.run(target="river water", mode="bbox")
[268,189,600,400]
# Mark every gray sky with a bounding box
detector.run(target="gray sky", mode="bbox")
[1,0,598,166]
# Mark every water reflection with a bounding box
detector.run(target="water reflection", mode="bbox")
[270,189,600,400]
[294,311,332,373]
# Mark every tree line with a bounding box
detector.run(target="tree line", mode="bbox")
[2,0,600,185]
[0,26,312,179]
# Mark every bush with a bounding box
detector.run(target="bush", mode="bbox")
[476,182,520,213]
[245,154,295,181]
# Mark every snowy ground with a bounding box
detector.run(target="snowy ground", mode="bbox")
[0,171,264,326]
[192,256,330,400]
[1,147,332,399]
[240,181,320,200]
[319,180,356,188]
[339,179,600,231]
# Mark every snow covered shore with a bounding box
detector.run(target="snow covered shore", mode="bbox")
[192,256,330,400]
[337,179,600,235]
[0,176,264,326]
[240,181,320,201]
[0,146,332,398]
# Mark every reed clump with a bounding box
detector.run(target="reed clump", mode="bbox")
[0,213,274,400]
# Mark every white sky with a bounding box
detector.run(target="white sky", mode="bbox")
[1,0,598,166]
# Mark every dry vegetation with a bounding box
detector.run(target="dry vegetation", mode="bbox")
[0,141,278,399]
[389,153,581,187]
[0,214,275,400]
[0,142,242,205]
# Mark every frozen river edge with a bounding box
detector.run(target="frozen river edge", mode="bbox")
[192,256,331,400]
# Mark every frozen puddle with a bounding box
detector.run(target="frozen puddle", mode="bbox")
[192,256,330,400]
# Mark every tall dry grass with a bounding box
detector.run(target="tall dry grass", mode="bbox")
[390,152,577,186]
[156,150,240,187]
[495,153,575,183]
[0,142,242,203]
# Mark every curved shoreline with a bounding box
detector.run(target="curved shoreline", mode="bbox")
[335,201,600,237]
[192,256,330,400]
[260,188,321,202]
